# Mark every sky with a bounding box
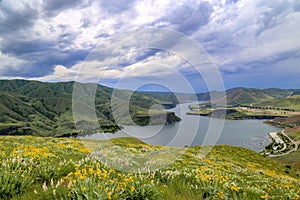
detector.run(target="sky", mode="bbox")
[0,0,299,92]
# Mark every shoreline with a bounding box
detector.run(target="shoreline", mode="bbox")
[263,130,299,157]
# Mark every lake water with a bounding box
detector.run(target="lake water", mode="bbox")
[79,103,280,152]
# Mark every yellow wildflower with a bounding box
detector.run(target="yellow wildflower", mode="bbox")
[231,185,239,192]
[88,168,94,174]
[107,192,112,200]
[74,170,80,176]
[217,192,225,199]
[131,186,135,192]
[261,194,269,199]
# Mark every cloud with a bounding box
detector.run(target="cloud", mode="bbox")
[100,0,137,14]
[192,0,300,76]
[0,51,31,76]
[0,0,40,34]
[0,0,299,91]
[43,0,83,17]
[161,1,214,34]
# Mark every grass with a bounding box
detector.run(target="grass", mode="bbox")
[0,80,181,136]
[273,128,300,171]
[187,106,299,119]
[288,130,300,141]
[1,136,300,199]
[256,95,300,111]
[274,150,300,170]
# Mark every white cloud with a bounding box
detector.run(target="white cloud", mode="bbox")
[0,0,299,90]
[0,51,31,74]
[192,0,300,74]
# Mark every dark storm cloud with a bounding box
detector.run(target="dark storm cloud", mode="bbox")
[3,48,90,78]
[0,2,39,34]
[1,39,56,56]
[0,37,90,77]
[161,2,213,35]
[43,0,83,17]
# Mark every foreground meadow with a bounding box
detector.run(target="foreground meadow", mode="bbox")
[0,136,300,200]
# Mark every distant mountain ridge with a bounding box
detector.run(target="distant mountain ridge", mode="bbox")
[0,79,299,137]
[192,87,300,106]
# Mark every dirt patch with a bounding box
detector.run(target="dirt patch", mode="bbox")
[286,126,300,134]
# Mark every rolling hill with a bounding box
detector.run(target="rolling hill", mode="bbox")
[0,80,180,137]
[194,87,296,106]
[1,79,299,137]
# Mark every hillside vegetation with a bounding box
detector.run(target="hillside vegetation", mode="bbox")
[0,80,180,137]
[255,95,300,110]
[0,136,300,199]
[192,87,300,106]
[195,88,294,105]
[188,87,300,120]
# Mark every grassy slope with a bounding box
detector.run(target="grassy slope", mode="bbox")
[0,80,180,136]
[256,95,300,110]
[0,136,299,200]
[223,88,274,105]
[194,87,297,106]
[265,115,300,171]
[195,87,284,105]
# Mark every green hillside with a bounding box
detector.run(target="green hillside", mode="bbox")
[261,88,292,99]
[0,136,299,200]
[193,87,292,105]
[255,95,300,110]
[191,87,299,106]
[222,88,274,105]
[0,80,180,137]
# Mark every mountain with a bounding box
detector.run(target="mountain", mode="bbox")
[194,87,296,105]
[0,79,180,137]
[261,88,293,99]
[223,87,275,105]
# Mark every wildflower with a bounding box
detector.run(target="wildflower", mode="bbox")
[217,192,225,199]
[74,170,80,176]
[131,186,135,192]
[82,187,86,191]
[261,194,269,199]
[107,192,112,200]
[88,167,94,174]
[231,185,239,192]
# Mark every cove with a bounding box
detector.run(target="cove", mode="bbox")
[79,103,280,152]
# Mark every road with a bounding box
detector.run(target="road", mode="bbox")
[268,131,299,158]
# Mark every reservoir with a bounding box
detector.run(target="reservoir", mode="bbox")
[79,103,280,152]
